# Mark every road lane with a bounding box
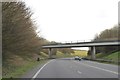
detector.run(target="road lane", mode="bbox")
[36,59,82,78]
[80,60,118,72]
[73,60,118,78]
[34,59,118,78]
[32,60,54,78]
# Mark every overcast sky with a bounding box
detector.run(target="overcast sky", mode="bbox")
[24,0,119,50]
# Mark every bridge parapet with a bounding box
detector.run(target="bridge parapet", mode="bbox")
[59,39,92,44]
[44,39,120,46]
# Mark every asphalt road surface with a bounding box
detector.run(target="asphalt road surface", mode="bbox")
[23,58,118,78]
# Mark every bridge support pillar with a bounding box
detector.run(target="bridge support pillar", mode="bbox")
[91,46,96,60]
[48,48,52,58]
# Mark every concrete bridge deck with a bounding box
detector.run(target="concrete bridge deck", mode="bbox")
[42,40,120,48]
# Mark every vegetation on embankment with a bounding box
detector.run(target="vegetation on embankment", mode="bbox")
[2,2,49,78]
[96,51,120,63]
[86,51,120,65]
[3,56,48,78]
[2,51,49,78]
[55,50,88,58]
[103,51,120,61]
[55,51,74,58]
[73,50,88,57]
[2,52,50,78]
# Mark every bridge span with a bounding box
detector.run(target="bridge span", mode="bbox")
[42,40,120,59]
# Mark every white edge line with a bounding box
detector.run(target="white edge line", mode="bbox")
[74,61,118,75]
[32,60,54,79]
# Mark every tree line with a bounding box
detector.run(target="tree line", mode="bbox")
[2,2,73,63]
[88,25,120,55]
[2,2,49,62]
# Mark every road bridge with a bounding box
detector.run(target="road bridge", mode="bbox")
[42,40,120,59]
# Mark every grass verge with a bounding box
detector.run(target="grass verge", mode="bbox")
[3,59,48,78]
[95,51,120,65]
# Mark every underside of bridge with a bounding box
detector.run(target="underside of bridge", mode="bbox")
[47,46,96,60]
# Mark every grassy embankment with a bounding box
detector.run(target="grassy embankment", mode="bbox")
[3,52,49,78]
[55,50,88,58]
[96,51,120,64]
[72,50,88,57]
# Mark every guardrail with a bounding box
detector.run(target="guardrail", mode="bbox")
[85,58,120,64]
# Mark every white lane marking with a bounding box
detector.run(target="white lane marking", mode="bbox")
[77,70,82,74]
[32,60,54,79]
[74,61,118,75]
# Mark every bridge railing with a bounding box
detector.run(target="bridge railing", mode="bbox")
[58,39,93,44]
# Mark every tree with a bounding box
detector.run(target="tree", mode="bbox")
[2,2,45,60]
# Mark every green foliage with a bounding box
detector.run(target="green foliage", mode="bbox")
[96,51,120,62]
[103,51,120,61]
[3,59,48,78]
[96,53,110,58]
[56,51,74,58]
[73,50,88,57]
[57,48,74,54]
